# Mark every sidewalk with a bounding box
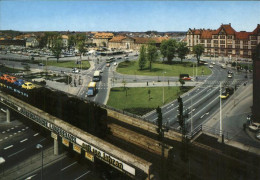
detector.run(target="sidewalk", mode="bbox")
[1,147,67,180]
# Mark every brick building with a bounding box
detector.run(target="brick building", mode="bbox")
[108,36,168,50]
[93,33,114,47]
[186,23,260,58]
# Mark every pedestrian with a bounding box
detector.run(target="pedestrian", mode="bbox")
[153,81,154,85]
[147,82,148,86]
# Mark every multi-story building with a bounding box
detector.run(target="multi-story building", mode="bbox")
[108,36,168,50]
[93,33,114,47]
[186,23,260,58]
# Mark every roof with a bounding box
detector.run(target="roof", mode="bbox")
[213,24,236,35]
[109,36,127,42]
[88,82,96,87]
[235,31,252,40]
[252,24,260,34]
[61,35,69,39]
[133,37,168,44]
[94,33,114,39]
[201,30,213,39]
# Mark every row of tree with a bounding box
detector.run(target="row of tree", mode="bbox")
[138,39,205,70]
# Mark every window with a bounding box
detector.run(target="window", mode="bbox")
[220,40,225,44]
[213,35,218,39]
[214,40,218,44]
[235,45,240,49]
[227,35,233,39]
[207,44,211,47]
[227,45,232,48]
[207,39,211,43]
[250,36,257,40]
[244,51,248,55]
[243,40,248,45]
[220,35,225,39]
[251,41,257,45]
[235,40,240,44]
[201,40,205,43]
[243,46,248,49]
[228,50,232,54]
[220,45,225,48]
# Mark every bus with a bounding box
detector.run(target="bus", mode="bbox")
[87,82,97,96]
[93,71,101,82]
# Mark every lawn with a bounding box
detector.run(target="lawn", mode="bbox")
[107,86,193,116]
[37,60,90,69]
[117,60,211,77]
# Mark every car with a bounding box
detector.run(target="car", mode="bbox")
[124,54,128,57]
[22,82,35,90]
[7,76,17,83]
[72,68,80,73]
[113,62,117,66]
[106,63,110,67]
[228,74,232,78]
[209,65,213,68]
[0,74,10,81]
[117,57,122,59]
[181,77,192,81]
[248,123,260,132]
[38,63,45,66]
[212,62,216,65]
[228,70,233,74]
[125,57,129,60]
[21,62,28,65]
[256,130,260,140]
[134,54,138,56]
[14,79,25,87]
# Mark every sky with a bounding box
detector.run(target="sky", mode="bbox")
[0,1,260,32]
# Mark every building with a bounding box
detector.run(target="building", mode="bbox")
[253,44,260,123]
[186,23,260,58]
[108,36,168,50]
[93,33,114,47]
[0,40,26,46]
[61,35,69,48]
[26,37,39,48]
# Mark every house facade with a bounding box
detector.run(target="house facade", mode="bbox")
[93,33,114,47]
[26,37,39,48]
[186,23,260,58]
[108,36,168,50]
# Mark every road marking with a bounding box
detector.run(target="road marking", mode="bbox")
[20,138,28,143]
[74,171,91,180]
[34,133,39,136]
[4,145,13,150]
[39,138,46,143]
[2,131,6,133]
[25,174,37,179]
[8,148,26,158]
[200,114,205,119]
[206,112,209,115]
[61,161,77,171]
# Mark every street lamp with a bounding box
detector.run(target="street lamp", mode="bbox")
[36,144,43,180]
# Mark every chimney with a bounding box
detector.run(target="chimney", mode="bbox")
[229,23,231,25]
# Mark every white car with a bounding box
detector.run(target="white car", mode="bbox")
[249,123,260,132]
[114,62,117,66]
[212,62,215,65]
[72,68,80,73]
[228,74,232,78]
[209,65,213,68]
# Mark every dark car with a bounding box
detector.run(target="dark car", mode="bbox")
[38,63,45,66]
[21,62,28,65]
[14,79,25,87]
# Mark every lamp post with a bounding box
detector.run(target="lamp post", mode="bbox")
[36,144,43,180]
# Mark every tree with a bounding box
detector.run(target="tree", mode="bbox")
[177,42,190,63]
[193,44,204,65]
[77,41,86,60]
[179,78,185,87]
[138,45,147,70]
[147,41,158,71]
[68,35,76,50]
[51,39,63,63]
[160,39,177,64]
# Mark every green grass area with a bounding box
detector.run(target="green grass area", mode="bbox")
[40,60,90,69]
[117,60,211,77]
[0,66,24,73]
[107,86,193,115]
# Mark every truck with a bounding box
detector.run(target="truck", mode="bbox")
[93,71,101,82]
[87,82,97,96]
[220,87,234,99]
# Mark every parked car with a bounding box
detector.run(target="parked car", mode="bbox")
[7,76,17,83]
[256,130,260,140]
[113,62,117,66]
[14,79,25,87]
[248,122,260,132]
[0,74,10,81]
[21,62,28,65]
[22,82,35,90]
[181,77,192,81]
[209,65,213,68]
[228,74,232,78]
[106,63,110,67]
[38,63,45,66]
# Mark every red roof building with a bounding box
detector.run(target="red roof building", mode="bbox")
[186,23,260,58]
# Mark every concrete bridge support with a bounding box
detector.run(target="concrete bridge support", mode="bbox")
[54,138,60,155]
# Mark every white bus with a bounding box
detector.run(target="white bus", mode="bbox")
[93,71,101,82]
